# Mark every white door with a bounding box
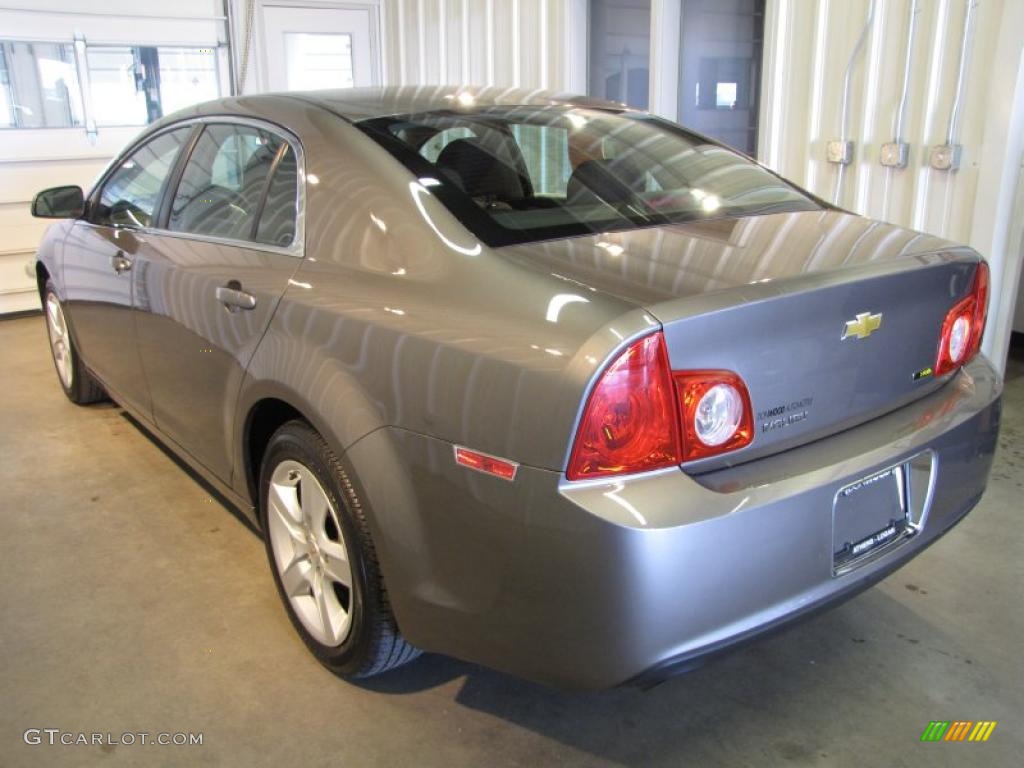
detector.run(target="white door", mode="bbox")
[262,5,378,91]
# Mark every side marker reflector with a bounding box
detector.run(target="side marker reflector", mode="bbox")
[454,446,518,481]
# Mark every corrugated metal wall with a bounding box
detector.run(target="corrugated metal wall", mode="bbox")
[756,0,1024,367]
[380,0,587,91]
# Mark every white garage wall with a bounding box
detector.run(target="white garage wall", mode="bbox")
[0,0,229,313]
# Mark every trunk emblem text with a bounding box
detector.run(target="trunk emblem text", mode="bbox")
[841,311,883,340]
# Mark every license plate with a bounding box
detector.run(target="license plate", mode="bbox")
[833,465,909,573]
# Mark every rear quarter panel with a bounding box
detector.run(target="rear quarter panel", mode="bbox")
[238,112,647,479]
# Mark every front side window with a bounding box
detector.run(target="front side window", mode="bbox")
[169,123,294,243]
[359,106,819,247]
[94,126,192,229]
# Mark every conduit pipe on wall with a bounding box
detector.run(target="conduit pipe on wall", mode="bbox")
[946,0,979,145]
[880,0,921,173]
[223,0,238,96]
[236,0,257,94]
[832,0,878,204]
[893,0,921,144]
[928,0,979,172]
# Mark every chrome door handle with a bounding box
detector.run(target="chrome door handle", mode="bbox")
[110,251,132,274]
[216,283,257,311]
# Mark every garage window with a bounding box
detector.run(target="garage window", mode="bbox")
[86,46,220,127]
[169,123,295,245]
[0,41,83,129]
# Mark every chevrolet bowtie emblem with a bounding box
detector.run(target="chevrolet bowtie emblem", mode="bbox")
[842,312,883,340]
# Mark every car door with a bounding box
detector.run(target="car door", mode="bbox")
[132,120,303,483]
[62,126,195,416]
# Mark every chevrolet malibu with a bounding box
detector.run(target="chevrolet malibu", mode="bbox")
[31,87,1000,688]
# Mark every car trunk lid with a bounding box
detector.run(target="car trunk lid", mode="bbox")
[498,210,983,472]
[655,253,981,471]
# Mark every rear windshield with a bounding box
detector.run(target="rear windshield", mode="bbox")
[358,106,821,247]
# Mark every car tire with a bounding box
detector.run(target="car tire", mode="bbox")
[259,419,420,678]
[43,281,106,405]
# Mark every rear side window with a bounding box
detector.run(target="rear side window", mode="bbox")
[169,123,294,243]
[95,126,192,229]
[254,145,298,246]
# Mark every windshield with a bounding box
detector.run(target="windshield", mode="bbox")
[358,106,821,247]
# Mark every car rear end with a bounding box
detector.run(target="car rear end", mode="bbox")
[347,95,1001,687]
[350,250,1001,690]
[534,251,998,687]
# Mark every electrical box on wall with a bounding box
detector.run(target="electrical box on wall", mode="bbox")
[929,144,962,171]
[826,140,854,165]
[880,142,910,168]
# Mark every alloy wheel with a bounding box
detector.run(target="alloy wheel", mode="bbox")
[45,293,73,389]
[267,459,354,647]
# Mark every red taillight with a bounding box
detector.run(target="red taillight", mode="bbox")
[566,333,681,480]
[935,262,989,376]
[567,332,754,480]
[674,371,754,461]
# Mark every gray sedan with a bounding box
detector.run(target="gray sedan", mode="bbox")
[31,87,1000,688]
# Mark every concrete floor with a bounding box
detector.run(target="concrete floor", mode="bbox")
[1,313,1021,768]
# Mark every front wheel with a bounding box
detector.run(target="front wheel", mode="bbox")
[259,420,420,678]
[43,282,106,405]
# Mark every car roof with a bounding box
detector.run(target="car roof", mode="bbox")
[185,86,627,123]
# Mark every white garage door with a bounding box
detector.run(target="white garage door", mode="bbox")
[0,0,230,314]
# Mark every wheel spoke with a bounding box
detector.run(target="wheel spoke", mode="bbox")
[46,299,61,332]
[300,471,330,530]
[280,554,312,598]
[320,540,352,588]
[45,297,73,387]
[312,568,338,645]
[269,482,304,542]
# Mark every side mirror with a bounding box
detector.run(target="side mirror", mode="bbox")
[31,185,85,219]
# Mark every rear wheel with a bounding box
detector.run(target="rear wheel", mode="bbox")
[43,282,105,405]
[259,420,420,678]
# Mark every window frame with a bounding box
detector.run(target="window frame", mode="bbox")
[83,115,306,259]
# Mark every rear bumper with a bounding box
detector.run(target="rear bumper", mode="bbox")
[627,489,981,688]
[346,356,1001,689]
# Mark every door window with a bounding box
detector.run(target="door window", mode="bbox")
[94,126,192,229]
[283,33,354,90]
[676,0,765,154]
[168,123,290,242]
[588,0,651,110]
